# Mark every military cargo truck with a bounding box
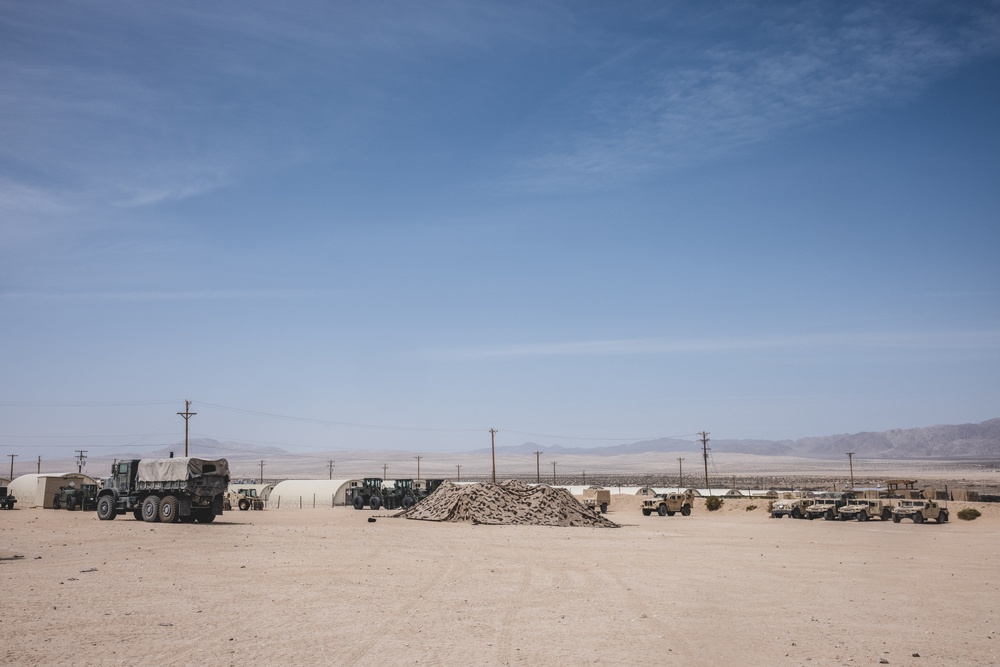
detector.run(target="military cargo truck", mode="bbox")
[96,457,229,523]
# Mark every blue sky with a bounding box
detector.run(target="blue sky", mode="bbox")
[2,1,999,459]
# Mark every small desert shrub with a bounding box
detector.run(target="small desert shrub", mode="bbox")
[746,504,758,512]
[705,496,724,511]
[957,508,981,521]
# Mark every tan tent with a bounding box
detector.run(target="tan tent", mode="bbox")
[268,479,364,508]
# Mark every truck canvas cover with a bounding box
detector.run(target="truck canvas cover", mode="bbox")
[136,458,230,483]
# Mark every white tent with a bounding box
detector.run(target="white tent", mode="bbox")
[268,479,363,508]
[7,473,99,508]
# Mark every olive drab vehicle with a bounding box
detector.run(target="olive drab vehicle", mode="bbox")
[0,486,15,510]
[642,491,693,517]
[352,478,387,510]
[892,499,949,524]
[96,457,230,524]
[52,483,98,511]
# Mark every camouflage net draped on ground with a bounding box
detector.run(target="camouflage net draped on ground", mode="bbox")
[394,479,619,527]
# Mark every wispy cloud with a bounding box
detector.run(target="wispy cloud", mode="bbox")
[432,330,1000,360]
[512,2,1000,189]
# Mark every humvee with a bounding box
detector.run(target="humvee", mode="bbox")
[642,492,693,517]
[770,497,816,519]
[892,499,948,524]
[838,498,893,522]
[803,491,853,520]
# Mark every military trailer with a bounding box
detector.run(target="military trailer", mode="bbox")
[838,498,893,521]
[96,457,230,523]
[642,492,693,517]
[770,496,816,519]
[892,499,949,524]
[803,491,854,520]
[0,486,15,510]
[582,488,611,514]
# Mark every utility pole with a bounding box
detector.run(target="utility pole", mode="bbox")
[489,428,497,484]
[455,464,461,482]
[582,470,586,486]
[327,460,335,479]
[7,454,15,481]
[414,455,422,481]
[699,431,710,496]
[847,451,855,489]
[534,451,542,484]
[258,460,265,484]
[551,460,557,484]
[37,455,41,473]
[678,457,684,489]
[382,463,388,480]
[177,400,196,456]
[75,450,87,473]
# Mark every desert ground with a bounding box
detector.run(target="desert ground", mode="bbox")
[1,493,998,667]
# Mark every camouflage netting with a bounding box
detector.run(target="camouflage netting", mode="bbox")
[394,479,619,527]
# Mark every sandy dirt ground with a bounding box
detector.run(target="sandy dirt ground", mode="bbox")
[2,499,998,667]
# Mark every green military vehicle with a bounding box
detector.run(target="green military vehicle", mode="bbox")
[52,483,97,511]
[96,457,229,523]
[0,486,15,510]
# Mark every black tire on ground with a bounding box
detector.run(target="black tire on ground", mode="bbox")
[681,505,691,516]
[858,511,869,522]
[892,515,901,523]
[791,508,801,519]
[666,510,676,516]
[913,513,924,524]
[771,513,781,519]
[600,502,608,514]
[642,508,652,516]
[824,510,835,521]
[882,509,892,521]
[159,495,179,523]
[142,495,161,522]
[939,511,948,523]
[97,496,117,521]
[657,505,667,517]
[402,496,415,509]
[133,508,144,521]
[238,499,250,511]
[353,495,365,510]
[369,496,382,511]
[195,510,217,523]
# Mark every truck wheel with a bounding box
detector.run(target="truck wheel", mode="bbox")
[97,496,117,520]
[666,510,676,516]
[402,496,415,509]
[858,511,869,522]
[353,496,365,510]
[642,508,651,516]
[824,510,835,521]
[238,499,250,511]
[600,502,608,514]
[657,505,667,517]
[913,513,924,524]
[882,509,892,521]
[369,496,382,511]
[892,515,901,523]
[142,496,161,522]
[133,508,144,521]
[791,508,801,519]
[196,511,216,523]
[159,496,179,523]
[939,511,948,523]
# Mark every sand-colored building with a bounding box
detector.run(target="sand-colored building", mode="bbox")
[6,473,99,508]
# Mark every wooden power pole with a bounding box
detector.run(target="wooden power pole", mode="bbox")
[700,431,710,495]
[177,400,196,456]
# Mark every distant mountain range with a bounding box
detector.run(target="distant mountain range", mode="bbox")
[484,419,1000,460]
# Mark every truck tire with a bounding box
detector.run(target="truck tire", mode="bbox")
[824,510,835,521]
[142,496,161,522]
[642,508,651,516]
[939,511,948,523]
[600,502,608,514]
[369,495,382,511]
[892,515,901,523]
[402,496,415,509]
[913,513,923,524]
[195,510,216,523]
[882,509,892,521]
[353,495,365,510]
[657,505,667,517]
[858,511,869,522]
[97,496,117,520]
[238,499,250,511]
[159,496,179,523]
[666,510,675,516]
[791,508,801,519]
